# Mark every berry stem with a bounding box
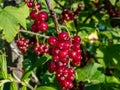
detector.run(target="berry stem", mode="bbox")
[45,0,61,34]
[36,35,39,44]
[60,25,71,37]
[34,0,39,14]
[19,29,49,38]
[75,71,78,80]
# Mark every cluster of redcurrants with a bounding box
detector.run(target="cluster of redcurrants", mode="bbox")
[16,37,49,55]
[34,43,49,55]
[24,0,48,32]
[107,9,120,18]
[48,31,82,90]
[103,1,120,18]
[61,4,82,21]
[16,37,29,53]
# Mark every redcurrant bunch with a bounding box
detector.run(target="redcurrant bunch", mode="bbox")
[48,31,82,90]
[16,37,29,53]
[62,4,82,21]
[24,0,48,32]
[34,43,49,55]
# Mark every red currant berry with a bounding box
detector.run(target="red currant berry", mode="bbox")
[52,55,59,62]
[31,24,39,33]
[38,22,48,32]
[37,11,48,21]
[58,32,69,41]
[58,50,68,59]
[36,3,42,10]
[48,36,57,46]
[27,1,34,8]
[72,36,81,44]
[48,61,56,73]
[29,10,37,20]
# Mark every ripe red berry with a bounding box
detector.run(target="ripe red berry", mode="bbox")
[38,22,48,32]
[36,3,42,10]
[72,36,81,44]
[48,61,56,73]
[29,10,37,20]
[52,55,59,62]
[24,0,27,3]
[78,4,82,10]
[58,50,68,59]
[71,43,80,50]
[27,1,34,8]
[37,11,48,21]
[31,24,39,33]
[58,32,69,41]
[78,81,84,90]
[57,42,65,50]
[69,50,77,59]
[48,36,57,46]
[60,57,69,63]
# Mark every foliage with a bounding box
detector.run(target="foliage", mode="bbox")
[0,0,120,90]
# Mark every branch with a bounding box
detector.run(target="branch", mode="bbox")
[13,72,34,90]
[46,0,61,34]
[83,6,104,23]
[8,66,21,71]
[19,29,49,38]
[31,72,40,85]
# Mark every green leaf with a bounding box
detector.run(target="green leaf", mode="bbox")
[21,86,27,90]
[10,82,18,90]
[0,54,7,79]
[116,0,120,7]
[96,44,120,69]
[36,86,56,90]
[0,5,29,42]
[106,76,120,84]
[109,0,116,6]
[21,54,51,80]
[0,84,4,90]
[31,54,51,69]
[76,62,105,83]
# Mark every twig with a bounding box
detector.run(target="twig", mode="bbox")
[10,44,21,56]
[0,80,11,86]
[31,72,40,84]
[83,6,104,23]
[54,0,65,9]
[13,72,34,90]
[19,29,49,38]
[8,66,21,71]
[46,0,61,34]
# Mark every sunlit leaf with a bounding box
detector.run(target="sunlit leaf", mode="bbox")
[36,86,56,90]
[0,5,29,42]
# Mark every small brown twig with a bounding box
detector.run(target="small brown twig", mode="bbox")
[8,66,21,71]
[46,0,61,34]
[19,29,49,38]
